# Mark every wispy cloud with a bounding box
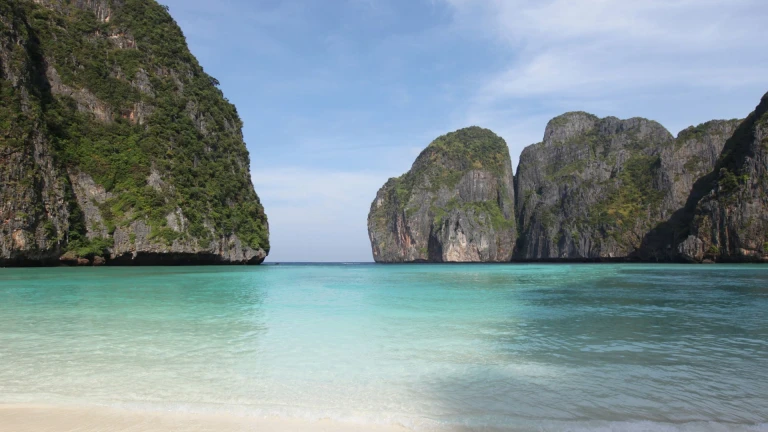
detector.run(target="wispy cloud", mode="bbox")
[252,168,394,262]
[440,0,768,162]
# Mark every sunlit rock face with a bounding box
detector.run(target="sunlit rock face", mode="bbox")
[368,127,516,263]
[0,0,268,266]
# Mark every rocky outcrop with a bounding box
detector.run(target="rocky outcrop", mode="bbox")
[512,110,742,262]
[368,127,516,262]
[32,0,121,22]
[1,0,268,266]
[642,93,768,262]
[654,120,742,219]
[514,113,675,260]
[0,1,72,265]
[367,111,748,263]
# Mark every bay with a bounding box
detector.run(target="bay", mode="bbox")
[0,264,766,431]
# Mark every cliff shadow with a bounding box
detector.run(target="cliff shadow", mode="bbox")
[636,170,718,261]
[427,226,444,262]
[637,106,762,262]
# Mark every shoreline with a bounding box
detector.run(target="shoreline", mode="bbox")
[6,258,768,268]
[3,404,766,432]
[0,404,412,432]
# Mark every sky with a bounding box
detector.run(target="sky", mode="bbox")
[161,0,768,262]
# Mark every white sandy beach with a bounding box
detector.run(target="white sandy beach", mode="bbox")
[0,405,411,432]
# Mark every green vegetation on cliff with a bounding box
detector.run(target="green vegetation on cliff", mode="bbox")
[390,126,511,211]
[588,154,664,228]
[431,199,516,231]
[0,0,268,263]
[368,126,516,263]
[515,112,681,259]
[657,93,768,262]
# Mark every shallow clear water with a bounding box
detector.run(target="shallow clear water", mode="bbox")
[0,264,767,431]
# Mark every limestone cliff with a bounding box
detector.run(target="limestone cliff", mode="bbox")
[514,113,673,260]
[645,93,768,262]
[367,127,516,262]
[368,95,762,264]
[0,0,268,265]
[654,120,742,219]
[513,113,739,261]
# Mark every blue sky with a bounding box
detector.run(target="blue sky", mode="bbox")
[162,0,768,262]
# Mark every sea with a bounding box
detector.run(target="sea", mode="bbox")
[0,263,766,431]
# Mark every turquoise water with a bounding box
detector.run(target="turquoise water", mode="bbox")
[0,264,767,431]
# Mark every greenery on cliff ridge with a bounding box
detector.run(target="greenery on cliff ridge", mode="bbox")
[1,0,268,253]
[390,126,512,209]
[542,120,667,231]
[422,126,511,175]
[713,99,768,189]
[546,111,599,133]
[675,119,741,150]
[368,126,517,262]
[522,114,675,253]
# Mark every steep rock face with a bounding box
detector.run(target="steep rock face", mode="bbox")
[636,119,742,261]
[515,113,678,260]
[666,93,768,262]
[368,127,516,262]
[654,120,741,219]
[515,110,741,262]
[0,0,72,265]
[0,0,268,265]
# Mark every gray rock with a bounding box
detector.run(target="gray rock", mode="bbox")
[656,120,741,216]
[46,66,114,123]
[667,93,768,262]
[515,113,675,260]
[636,120,741,261]
[514,108,740,262]
[368,127,516,262]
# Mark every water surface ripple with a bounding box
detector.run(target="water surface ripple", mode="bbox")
[0,264,766,431]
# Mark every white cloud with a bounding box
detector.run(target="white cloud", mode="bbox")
[252,168,394,262]
[441,0,768,149]
[456,0,766,97]
[444,0,765,50]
